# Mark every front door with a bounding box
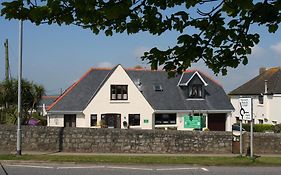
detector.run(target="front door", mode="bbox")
[101,114,121,128]
[208,113,226,131]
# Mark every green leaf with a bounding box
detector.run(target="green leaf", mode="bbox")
[242,56,248,65]
[268,24,278,33]
[237,0,253,9]
[105,29,113,36]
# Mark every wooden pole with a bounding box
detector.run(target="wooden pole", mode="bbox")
[4,39,10,81]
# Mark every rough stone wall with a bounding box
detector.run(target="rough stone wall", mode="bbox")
[243,132,281,154]
[0,125,232,154]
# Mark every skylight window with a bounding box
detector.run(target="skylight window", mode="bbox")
[153,84,163,91]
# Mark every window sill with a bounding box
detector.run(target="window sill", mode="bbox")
[110,100,130,104]
[257,104,264,107]
[155,124,177,127]
[129,126,141,129]
[186,98,205,100]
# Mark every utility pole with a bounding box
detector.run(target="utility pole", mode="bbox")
[17,20,23,156]
[4,39,10,81]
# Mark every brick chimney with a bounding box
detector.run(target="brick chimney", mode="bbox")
[259,67,266,75]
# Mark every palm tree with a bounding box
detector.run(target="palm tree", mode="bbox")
[0,79,45,125]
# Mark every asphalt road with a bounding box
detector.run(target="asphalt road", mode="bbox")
[1,163,281,175]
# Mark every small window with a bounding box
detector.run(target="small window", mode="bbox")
[111,85,128,100]
[258,119,263,124]
[91,114,97,126]
[153,84,163,91]
[258,95,264,104]
[189,84,202,98]
[129,114,140,126]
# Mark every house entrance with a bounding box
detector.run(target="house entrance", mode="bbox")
[208,113,226,131]
[101,113,121,128]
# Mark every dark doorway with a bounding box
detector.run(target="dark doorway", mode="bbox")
[101,114,121,128]
[208,113,226,131]
[64,114,76,127]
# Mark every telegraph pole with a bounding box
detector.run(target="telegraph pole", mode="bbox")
[4,39,10,81]
[17,20,23,156]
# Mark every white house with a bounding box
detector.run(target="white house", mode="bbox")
[229,67,281,125]
[47,65,234,131]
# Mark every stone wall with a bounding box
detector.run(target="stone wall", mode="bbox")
[0,125,232,154]
[243,132,281,154]
[2,125,281,154]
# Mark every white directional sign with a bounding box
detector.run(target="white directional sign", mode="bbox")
[239,97,252,121]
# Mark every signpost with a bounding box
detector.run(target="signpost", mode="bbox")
[239,98,252,121]
[239,97,253,158]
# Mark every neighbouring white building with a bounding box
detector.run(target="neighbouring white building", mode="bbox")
[229,67,281,125]
[47,65,234,131]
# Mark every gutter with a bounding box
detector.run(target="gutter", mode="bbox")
[47,111,83,114]
[154,110,233,113]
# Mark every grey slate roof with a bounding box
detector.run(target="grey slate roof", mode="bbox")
[127,70,233,111]
[49,67,233,112]
[229,67,281,95]
[39,96,58,107]
[178,72,193,85]
[49,68,112,111]
[37,96,58,113]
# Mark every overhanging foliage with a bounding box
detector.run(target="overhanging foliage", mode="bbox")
[1,0,280,75]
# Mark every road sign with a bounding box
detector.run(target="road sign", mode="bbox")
[239,97,252,121]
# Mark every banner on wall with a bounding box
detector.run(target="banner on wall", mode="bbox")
[184,115,206,129]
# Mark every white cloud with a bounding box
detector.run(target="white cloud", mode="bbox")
[133,46,149,58]
[270,41,281,56]
[96,61,114,68]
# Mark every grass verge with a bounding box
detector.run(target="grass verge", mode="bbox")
[1,154,281,166]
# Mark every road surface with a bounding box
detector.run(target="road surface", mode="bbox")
[1,163,281,175]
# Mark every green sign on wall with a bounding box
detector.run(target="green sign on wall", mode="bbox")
[144,119,149,124]
[184,115,206,129]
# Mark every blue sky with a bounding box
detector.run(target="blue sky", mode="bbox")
[0,7,280,95]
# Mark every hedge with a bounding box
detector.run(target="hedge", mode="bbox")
[242,124,274,132]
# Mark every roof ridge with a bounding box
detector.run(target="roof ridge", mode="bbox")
[83,65,119,109]
[197,70,223,88]
[47,67,94,111]
[93,65,198,73]
[183,69,196,73]
[92,67,112,70]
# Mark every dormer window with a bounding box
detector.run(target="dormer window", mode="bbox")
[189,84,202,98]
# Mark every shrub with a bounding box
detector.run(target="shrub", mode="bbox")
[242,124,274,132]
[242,124,250,132]
[254,124,273,132]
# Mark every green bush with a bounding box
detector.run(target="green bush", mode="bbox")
[242,124,274,132]
[242,124,250,132]
[255,124,273,132]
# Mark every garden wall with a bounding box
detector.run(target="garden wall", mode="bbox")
[0,125,280,154]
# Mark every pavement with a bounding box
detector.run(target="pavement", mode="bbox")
[2,151,281,157]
